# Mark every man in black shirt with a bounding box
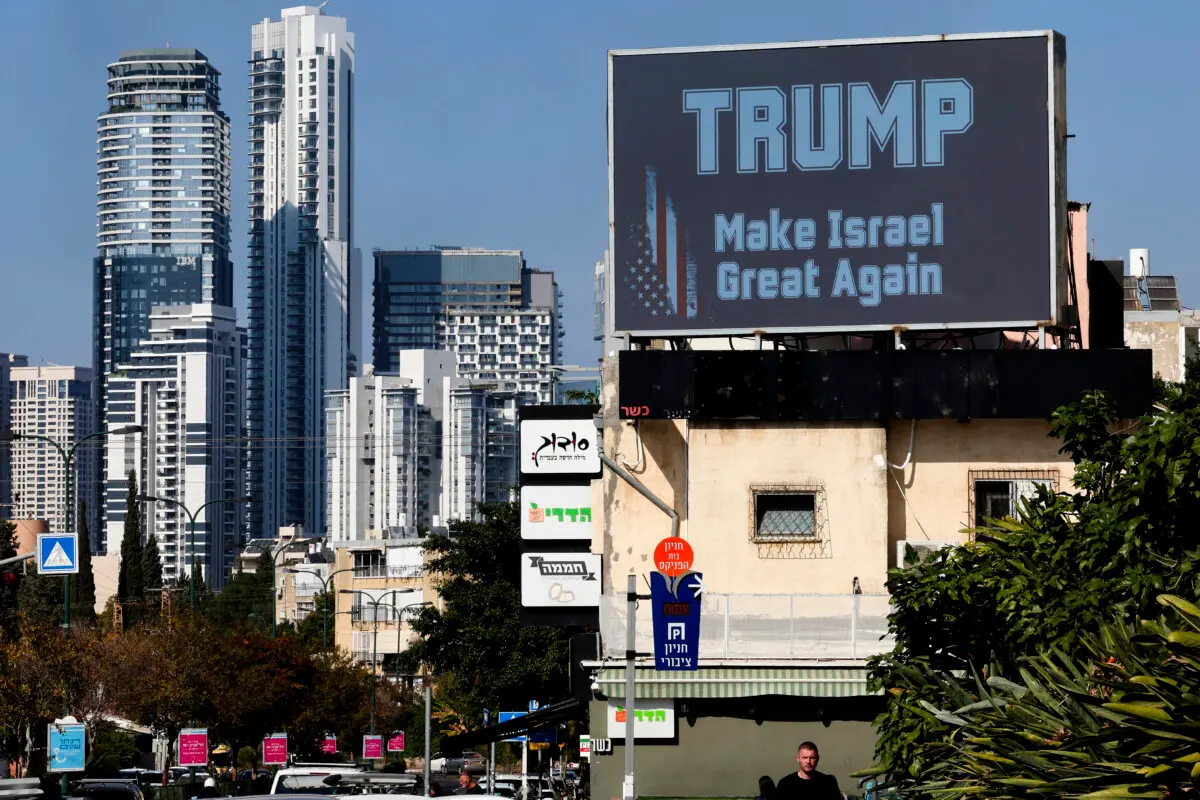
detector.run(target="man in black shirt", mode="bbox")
[776,741,842,800]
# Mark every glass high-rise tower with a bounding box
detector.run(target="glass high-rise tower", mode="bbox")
[94,48,232,553]
[247,7,360,541]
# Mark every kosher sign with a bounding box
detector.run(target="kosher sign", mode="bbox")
[650,570,702,671]
[609,32,1065,336]
[520,419,600,475]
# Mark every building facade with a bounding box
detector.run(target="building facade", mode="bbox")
[94,49,233,442]
[437,308,557,404]
[325,352,452,543]
[102,305,246,586]
[248,5,360,542]
[441,382,520,523]
[371,248,562,400]
[8,366,99,539]
[0,354,29,519]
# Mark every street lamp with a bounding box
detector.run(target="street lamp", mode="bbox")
[0,425,142,631]
[139,494,251,609]
[1,423,141,800]
[284,565,364,649]
[339,588,428,734]
[271,536,323,638]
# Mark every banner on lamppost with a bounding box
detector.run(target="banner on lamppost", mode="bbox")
[387,733,405,753]
[263,734,288,766]
[362,735,384,760]
[178,729,209,768]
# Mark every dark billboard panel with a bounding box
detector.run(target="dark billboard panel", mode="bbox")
[609,32,1067,336]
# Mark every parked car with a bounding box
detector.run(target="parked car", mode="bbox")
[270,764,365,795]
[67,779,145,800]
[428,752,483,774]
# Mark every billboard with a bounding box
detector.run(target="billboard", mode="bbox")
[609,32,1067,336]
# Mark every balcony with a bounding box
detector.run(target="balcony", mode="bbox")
[599,592,893,661]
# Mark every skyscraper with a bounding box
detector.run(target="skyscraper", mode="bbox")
[372,248,563,403]
[248,6,360,540]
[9,366,98,538]
[94,49,233,553]
[0,354,29,520]
[94,49,233,422]
[103,305,246,586]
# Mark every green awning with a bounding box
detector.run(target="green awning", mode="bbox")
[595,665,875,699]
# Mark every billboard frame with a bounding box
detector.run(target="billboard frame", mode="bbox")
[607,30,1066,339]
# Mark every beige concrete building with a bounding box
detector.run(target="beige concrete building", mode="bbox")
[329,529,436,677]
[585,339,1150,799]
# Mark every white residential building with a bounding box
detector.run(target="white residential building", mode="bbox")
[325,352,453,543]
[247,5,361,543]
[8,366,98,539]
[325,349,523,541]
[103,304,246,587]
[441,380,521,523]
[437,307,557,404]
[0,354,29,519]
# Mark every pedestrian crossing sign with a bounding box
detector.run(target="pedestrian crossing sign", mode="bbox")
[37,533,78,575]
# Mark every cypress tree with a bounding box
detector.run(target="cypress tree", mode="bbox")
[141,533,163,595]
[75,499,96,619]
[117,470,144,604]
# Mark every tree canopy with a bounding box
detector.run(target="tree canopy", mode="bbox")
[406,500,583,728]
[869,363,1200,792]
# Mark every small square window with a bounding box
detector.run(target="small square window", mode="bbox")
[309,71,316,82]
[309,58,317,69]
[754,492,817,540]
[309,98,316,109]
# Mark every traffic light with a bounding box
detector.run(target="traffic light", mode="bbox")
[1,570,15,587]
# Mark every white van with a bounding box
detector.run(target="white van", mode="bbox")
[269,763,365,795]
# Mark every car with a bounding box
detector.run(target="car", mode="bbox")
[428,752,484,775]
[270,764,365,795]
[67,779,145,800]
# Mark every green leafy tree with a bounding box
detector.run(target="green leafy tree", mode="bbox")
[869,368,1200,784]
[202,550,273,628]
[17,567,61,629]
[117,471,143,604]
[141,534,163,594]
[294,590,333,650]
[75,499,96,623]
[405,501,581,729]
[913,593,1200,800]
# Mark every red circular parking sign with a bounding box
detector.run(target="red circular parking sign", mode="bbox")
[653,537,694,577]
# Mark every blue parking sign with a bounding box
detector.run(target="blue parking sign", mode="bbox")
[48,722,86,772]
[37,533,78,575]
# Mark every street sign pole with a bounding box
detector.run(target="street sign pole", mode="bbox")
[623,573,636,800]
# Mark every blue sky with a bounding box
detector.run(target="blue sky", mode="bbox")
[1,0,1196,368]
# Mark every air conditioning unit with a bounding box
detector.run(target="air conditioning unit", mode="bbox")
[895,540,960,567]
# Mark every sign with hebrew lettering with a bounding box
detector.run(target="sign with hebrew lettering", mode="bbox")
[607,699,677,740]
[651,570,702,671]
[521,485,594,540]
[520,552,602,609]
[609,32,1067,336]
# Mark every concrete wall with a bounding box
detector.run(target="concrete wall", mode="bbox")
[1124,312,1196,383]
[885,419,1076,562]
[588,700,876,799]
[598,407,1076,596]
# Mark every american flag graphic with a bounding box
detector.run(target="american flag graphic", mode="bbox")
[623,167,699,320]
